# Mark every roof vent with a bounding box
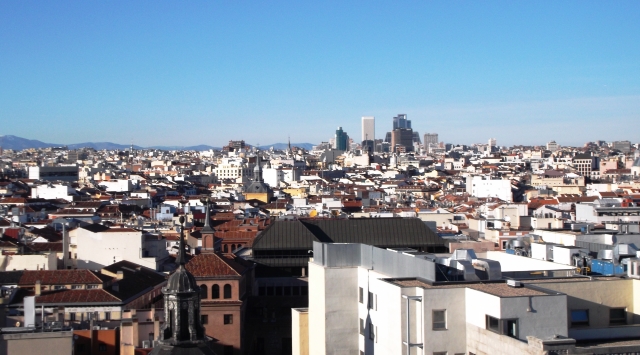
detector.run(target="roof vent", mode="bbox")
[506,279,523,288]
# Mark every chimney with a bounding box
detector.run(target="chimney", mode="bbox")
[35,280,41,296]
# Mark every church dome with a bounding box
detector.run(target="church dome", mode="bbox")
[166,265,198,293]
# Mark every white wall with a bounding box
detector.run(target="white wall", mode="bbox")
[467,176,512,202]
[74,227,163,270]
[308,262,359,355]
[31,184,74,202]
[99,179,133,192]
[0,253,57,271]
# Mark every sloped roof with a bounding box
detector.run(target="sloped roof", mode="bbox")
[185,253,247,278]
[36,289,120,304]
[252,220,321,250]
[253,218,445,251]
[19,269,104,286]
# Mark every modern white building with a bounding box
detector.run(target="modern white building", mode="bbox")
[297,242,640,355]
[361,116,375,142]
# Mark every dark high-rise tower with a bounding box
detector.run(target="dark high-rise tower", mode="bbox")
[334,127,349,151]
[150,214,215,355]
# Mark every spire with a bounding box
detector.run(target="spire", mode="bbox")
[175,215,187,265]
[254,150,263,182]
[200,196,214,233]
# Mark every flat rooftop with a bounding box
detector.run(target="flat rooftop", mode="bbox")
[388,278,557,297]
[478,251,576,272]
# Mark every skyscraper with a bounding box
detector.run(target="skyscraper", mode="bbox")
[334,127,349,151]
[361,116,375,142]
[392,114,411,130]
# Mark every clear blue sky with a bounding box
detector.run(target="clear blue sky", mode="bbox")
[1,1,639,147]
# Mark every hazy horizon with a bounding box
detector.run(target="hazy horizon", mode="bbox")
[1,1,639,147]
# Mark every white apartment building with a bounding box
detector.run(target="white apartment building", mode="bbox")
[466,175,513,202]
[297,242,640,355]
[547,140,560,152]
[575,200,640,224]
[213,157,253,181]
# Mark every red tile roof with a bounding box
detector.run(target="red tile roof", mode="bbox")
[36,289,120,304]
[185,253,247,277]
[19,270,104,286]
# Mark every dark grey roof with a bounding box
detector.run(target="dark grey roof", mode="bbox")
[0,271,24,285]
[253,218,445,251]
[253,220,321,250]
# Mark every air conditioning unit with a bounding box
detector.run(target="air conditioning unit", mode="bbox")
[506,279,523,288]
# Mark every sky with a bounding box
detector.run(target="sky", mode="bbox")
[1,1,639,148]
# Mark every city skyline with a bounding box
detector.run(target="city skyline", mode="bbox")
[1,1,639,147]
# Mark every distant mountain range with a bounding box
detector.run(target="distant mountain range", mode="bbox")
[0,135,315,152]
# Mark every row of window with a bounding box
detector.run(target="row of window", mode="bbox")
[358,287,377,310]
[201,314,233,325]
[258,285,308,296]
[571,308,627,326]
[200,284,232,299]
[66,311,117,321]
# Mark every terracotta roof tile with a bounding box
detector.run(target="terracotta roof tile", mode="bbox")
[185,253,247,277]
[19,270,104,286]
[36,289,120,304]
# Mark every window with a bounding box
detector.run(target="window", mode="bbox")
[224,284,232,299]
[70,313,76,321]
[54,285,66,290]
[224,314,233,324]
[104,312,111,321]
[71,285,83,289]
[433,352,448,355]
[368,292,376,310]
[223,345,233,355]
[212,285,220,299]
[368,321,376,341]
[486,315,517,338]
[200,284,208,299]
[87,285,98,289]
[570,309,589,327]
[359,318,365,335]
[359,287,364,303]
[610,308,627,325]
[486,315,500,333]
[201,315,208,324]
[98,343,107,352]
[504,319,518,338]
[433,310,447,330]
